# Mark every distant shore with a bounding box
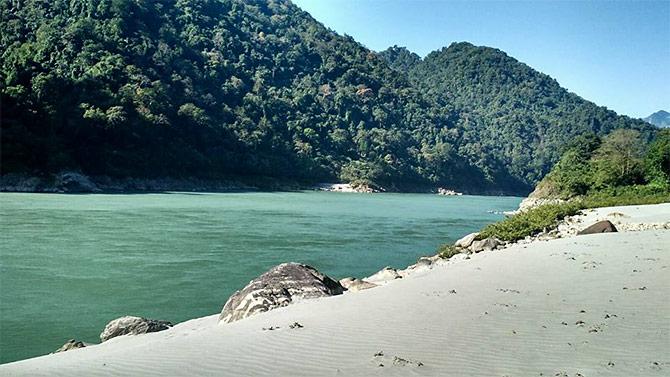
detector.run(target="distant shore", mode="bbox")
[2,203,668,376]
[0,172,522,196]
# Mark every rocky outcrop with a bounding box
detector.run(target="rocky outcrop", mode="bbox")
[54,172,100,193]
[315,183,380,193]
[339,277,378,292]
[219,263,344,324]
[577,220,618,235]
[53,339,87,353]
[100,316,173,342]
[455,232,478,248]
[470,237,502,253]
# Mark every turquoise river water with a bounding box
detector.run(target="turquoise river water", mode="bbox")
[0,191,520,364]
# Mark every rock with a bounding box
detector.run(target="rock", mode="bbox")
[339,277,378,292]
[363,267,402,284]
[470,237,501,253]
[455,232,479,248]
[578,220,618,235]
[100,316,173,342]
[54,339,86,353]
[219,263,344,324]
[55,171,100,193]
[512,196,565,214]
[415,256,435,267]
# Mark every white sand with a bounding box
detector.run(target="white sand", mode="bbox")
[2,204,669,376]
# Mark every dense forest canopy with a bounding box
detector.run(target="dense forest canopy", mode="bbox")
[380,43,656,186]
[0,0,657,194]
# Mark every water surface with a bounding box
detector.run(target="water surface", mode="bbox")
[0,191,520,363]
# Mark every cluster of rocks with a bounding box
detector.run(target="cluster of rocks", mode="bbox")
[218,256,450,325]
[315,183,380,193]
[452,232,504,253]
[54,315,173,354]
[436,188,463,196]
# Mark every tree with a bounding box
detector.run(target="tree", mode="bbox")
[644,129,670,187]
[590,129,645,188]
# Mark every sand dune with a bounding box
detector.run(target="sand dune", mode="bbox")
[2,204,669,376]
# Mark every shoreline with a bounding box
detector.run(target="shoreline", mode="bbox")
[1,203,668,375]
[0,172,527,196]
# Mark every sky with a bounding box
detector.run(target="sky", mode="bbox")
[292,0,670,119]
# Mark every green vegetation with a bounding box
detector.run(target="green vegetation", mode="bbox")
[1,2,656,194]
[381,43,656,189]
[478,202,582,242]
[537,129,670,199]
[437,243,461,259]
[474,129,669,243]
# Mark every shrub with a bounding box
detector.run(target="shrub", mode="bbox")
[437,244,461,259]
[478,202,583,242]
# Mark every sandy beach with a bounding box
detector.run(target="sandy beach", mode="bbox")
[2,203,669,376]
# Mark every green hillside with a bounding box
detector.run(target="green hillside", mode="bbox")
[381,43,656,188]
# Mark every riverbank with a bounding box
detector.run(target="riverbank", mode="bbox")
[2,203,668,376]
[0,172,525,196]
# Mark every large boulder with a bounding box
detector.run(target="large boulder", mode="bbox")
[53,339,86,353]
[55,172,100,193]
[470,237,501,253]
[219,263,344,324]
[578,220,618,235]
[100,316,173,342]
[454,232,479,248]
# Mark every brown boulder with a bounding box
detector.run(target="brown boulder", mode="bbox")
[577,220,618,235]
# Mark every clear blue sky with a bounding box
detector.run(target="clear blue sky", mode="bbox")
[292,0,670,119]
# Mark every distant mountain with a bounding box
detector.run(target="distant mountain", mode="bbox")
[644,110,670,128]
[380,43,656,185]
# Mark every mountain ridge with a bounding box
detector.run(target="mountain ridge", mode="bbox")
[380,42,655,185]
[644,110,670,128]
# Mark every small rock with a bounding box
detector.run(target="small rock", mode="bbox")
[363,267,402,284]
[100,316,172,342]
[455,232,479,248]
[54,339,87,353]
[339,277,378,292]
[470,237,501,253]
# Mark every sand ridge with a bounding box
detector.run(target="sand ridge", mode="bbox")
[1,204,669,376]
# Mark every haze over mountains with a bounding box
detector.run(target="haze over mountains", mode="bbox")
[0,0,657,194]
[644,110,670,128]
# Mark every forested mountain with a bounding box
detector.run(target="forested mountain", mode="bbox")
[0,0,493,191]
[644,110,670,128]
[0,1,656,194]
[380,43,656,186]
